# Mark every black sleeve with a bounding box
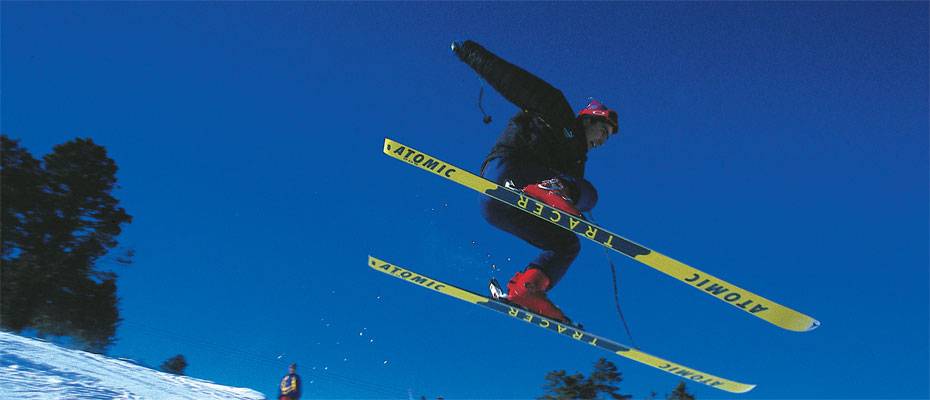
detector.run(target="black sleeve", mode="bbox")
[454,40,576,130]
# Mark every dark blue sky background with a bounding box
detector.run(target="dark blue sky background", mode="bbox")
[3,2,928,399]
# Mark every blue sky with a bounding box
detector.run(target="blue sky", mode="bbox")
[2,2,928,399]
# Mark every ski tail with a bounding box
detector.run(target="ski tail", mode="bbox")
[368,255,756,394]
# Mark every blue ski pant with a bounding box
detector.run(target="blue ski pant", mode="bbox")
[480,158,581,288]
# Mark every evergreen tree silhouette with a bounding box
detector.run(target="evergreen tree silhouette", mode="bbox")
[1,135,132,352]
[161,354,188,375]
[540,358,632,399]
[666,382,695,400]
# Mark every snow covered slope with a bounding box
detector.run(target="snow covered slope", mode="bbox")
[0,331,265,399]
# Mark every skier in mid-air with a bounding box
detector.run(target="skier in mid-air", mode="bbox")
[452,40,619,323]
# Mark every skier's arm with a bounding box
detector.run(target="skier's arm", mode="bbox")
[452,40,576,129]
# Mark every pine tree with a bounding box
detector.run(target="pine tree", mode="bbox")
[161,354,188,375]
[666,382,695,400]
[1,135,132,352]
[540,358,632,400]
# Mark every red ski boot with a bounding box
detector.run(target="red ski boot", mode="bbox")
[506,268,570,323]
[522,179,582,217]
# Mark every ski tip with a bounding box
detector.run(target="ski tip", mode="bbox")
[788,318,820,332]
[735,384,757,394]
[807,319,822,331]
[777,315,821,332]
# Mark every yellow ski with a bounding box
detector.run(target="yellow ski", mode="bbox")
[382,138,819,332]
[368,256,756,394]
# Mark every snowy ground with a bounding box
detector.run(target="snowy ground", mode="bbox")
[0,331,265,400]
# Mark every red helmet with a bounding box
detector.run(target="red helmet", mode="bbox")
[577,99,618,134]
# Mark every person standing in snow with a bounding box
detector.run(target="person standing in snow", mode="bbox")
[452,40,619,324]
[279,363,301,400]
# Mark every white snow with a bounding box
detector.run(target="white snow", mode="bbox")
[0,331,265,400]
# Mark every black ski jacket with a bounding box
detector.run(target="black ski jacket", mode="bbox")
[453,40,590,180]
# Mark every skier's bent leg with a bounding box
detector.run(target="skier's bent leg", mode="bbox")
[480,198,581,288]
[529,234,580,289]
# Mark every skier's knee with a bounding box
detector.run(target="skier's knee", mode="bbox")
[562,235,581,257]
